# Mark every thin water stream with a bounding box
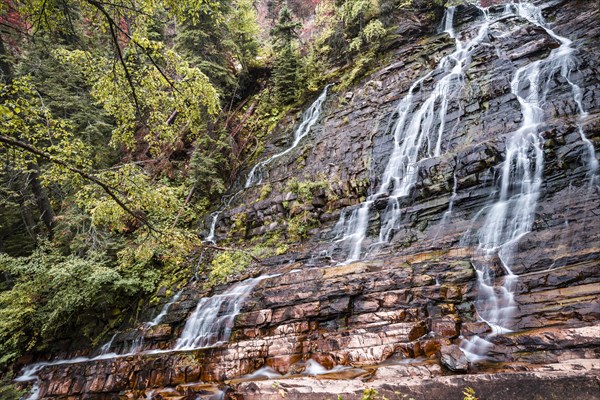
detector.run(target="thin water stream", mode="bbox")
[461,1,597,360]
[334,4,504,262]
[245,85,331,188]
[205,85,330,244]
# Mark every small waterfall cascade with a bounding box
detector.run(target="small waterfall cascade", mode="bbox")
[148,290,183,327]
[205,211,221,244]
[16,275,277,398]
[205,85,330,243]
[245,85,331,188]
[15,356,98,400]
[203,190,243,244]
[98,333,118,356]
[514,3,599,185]
[98,289,184,356]
[461,2,596,361]
[175,275,275,350]
[128,334,145,354]
[335,5,503,262]
[16,288,185,399]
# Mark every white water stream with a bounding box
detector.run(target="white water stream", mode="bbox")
[205,85,330,244]
[461,1,598,360]
[175,274,277,350]
[204,190,243,244]
[16,274,277,398]
[335,5,504,262]
[245,85,331,188]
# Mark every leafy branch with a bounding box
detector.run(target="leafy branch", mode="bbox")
[0,134,157,232]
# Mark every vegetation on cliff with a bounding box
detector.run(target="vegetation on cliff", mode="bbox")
[0,0,445,374]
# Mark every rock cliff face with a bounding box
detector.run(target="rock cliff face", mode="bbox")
[17,0,600,398]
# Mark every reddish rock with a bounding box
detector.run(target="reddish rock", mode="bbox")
[440,345,468,372]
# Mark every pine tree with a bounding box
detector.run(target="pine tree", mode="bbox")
[271,7,301,105]
[175,0,260,101]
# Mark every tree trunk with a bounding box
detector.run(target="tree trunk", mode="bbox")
[28,165,56,238]
[18,190,37,239]
[0,35,12,83]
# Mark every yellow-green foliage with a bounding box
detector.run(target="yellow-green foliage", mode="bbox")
[0,373,26,400]
[361,388,387,400]
[55,43,220,157]
[0,77,92,181]
[250,232,290,257]
[18,0,222,31]
[338,49,377,90]
[0,245,146,367]
[286,177,329,203]
[208,251,252,287]
[230,212,248,238]
[259,183,273,200]
[333,388,416,400]
[284,178,331,242]
[287,212,318,242]
[362,20,387,45]
[463,387,478,400]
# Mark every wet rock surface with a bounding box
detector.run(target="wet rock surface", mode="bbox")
[17,0,600,398]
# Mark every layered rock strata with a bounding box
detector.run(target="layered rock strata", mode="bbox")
[16,0,600,398]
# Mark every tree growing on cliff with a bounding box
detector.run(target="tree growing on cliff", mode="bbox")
[271,7,302,105]
[175,0,260,101]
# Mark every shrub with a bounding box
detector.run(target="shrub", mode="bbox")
[207,251,252,287]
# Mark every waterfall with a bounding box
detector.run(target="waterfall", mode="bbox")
[175,275,275,350]
[16,288,185,398]
[461,1,596,361]
[17,275,277,398]
[335,5,503,262]
[97,289,185,356]
[205,211,221,244]
[15,356,96,400]
[98,332,118,356]
[245,85,331,188]
[514,3,599,184]
[203,190,243,244]
[205,85,330,243]
[148,290,183,327]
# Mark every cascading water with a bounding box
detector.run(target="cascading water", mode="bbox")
[123,289,185,354]
[175,275,276,350]
[16,275,277,398]
[204,191,242,244]
[245,85,331,188]
[205,85,330,243]
[205,211,221,244]
[98,332,118,356]
[149,290,183,327]
[515,3,599,185]
[15,356,113,400]
[461,1,597,361]
[17,288,185,398]
[335,5,503,262]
